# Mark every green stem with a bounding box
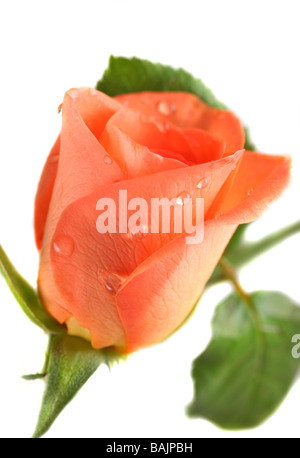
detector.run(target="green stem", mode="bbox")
[229,220,300,267]
[218,258,264,346]
[218,258,251,305]
[209,220,300,286]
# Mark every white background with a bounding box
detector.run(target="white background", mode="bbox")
[0,0,300,438]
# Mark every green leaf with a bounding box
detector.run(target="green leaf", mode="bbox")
[188,291,300,429]
[32,334,109,438]
[97,56,225,108]
[0,245,64,334]
[243,126,256,152]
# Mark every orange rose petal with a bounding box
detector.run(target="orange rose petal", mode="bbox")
[117,221,237,353]
[147,148,195,164]
[115,91,245,155]
[34,135,60,250]
[106,106,227,165]
[49,152,242,349]
[200,107,245,156]
[106,107,194,164]
[37,90,125,342]
[181,127,226,163]
[101,124,188,178]
[54,90,124,211]
[67,87,121,139]
[207,151,291,222]
[34,88,122,249]
[149,126,225,165]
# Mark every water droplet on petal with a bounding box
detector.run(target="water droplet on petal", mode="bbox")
[247,187,254,196]
[176,191,191,206]
[215,210,224,219]
[196,177,209,190]
[104,155,112,165]
[157,100,176,116]
[129,223,148,240]
[104,274,124,295]
[52,235,74,257]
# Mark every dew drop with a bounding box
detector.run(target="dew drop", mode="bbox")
[196,177,209,190]
[104,274,124,295]
[157,100,176,116]
[129,223,148,240]
[247,187,254,196]
[104,155,112,165]
[52,235,74,257]
[176,191,191,206]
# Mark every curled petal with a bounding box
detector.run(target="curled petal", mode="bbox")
[101,124,187,178]
[115,91,245,155]
[35,135,60,250]
[34,88,123,249]
[207,151,291,222]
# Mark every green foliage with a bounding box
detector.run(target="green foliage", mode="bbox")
[0,246,63,334]
[188,291,300,429]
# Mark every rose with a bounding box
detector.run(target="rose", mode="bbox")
[35,88,290,353]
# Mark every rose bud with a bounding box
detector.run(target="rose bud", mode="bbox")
[35,88,290,353]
